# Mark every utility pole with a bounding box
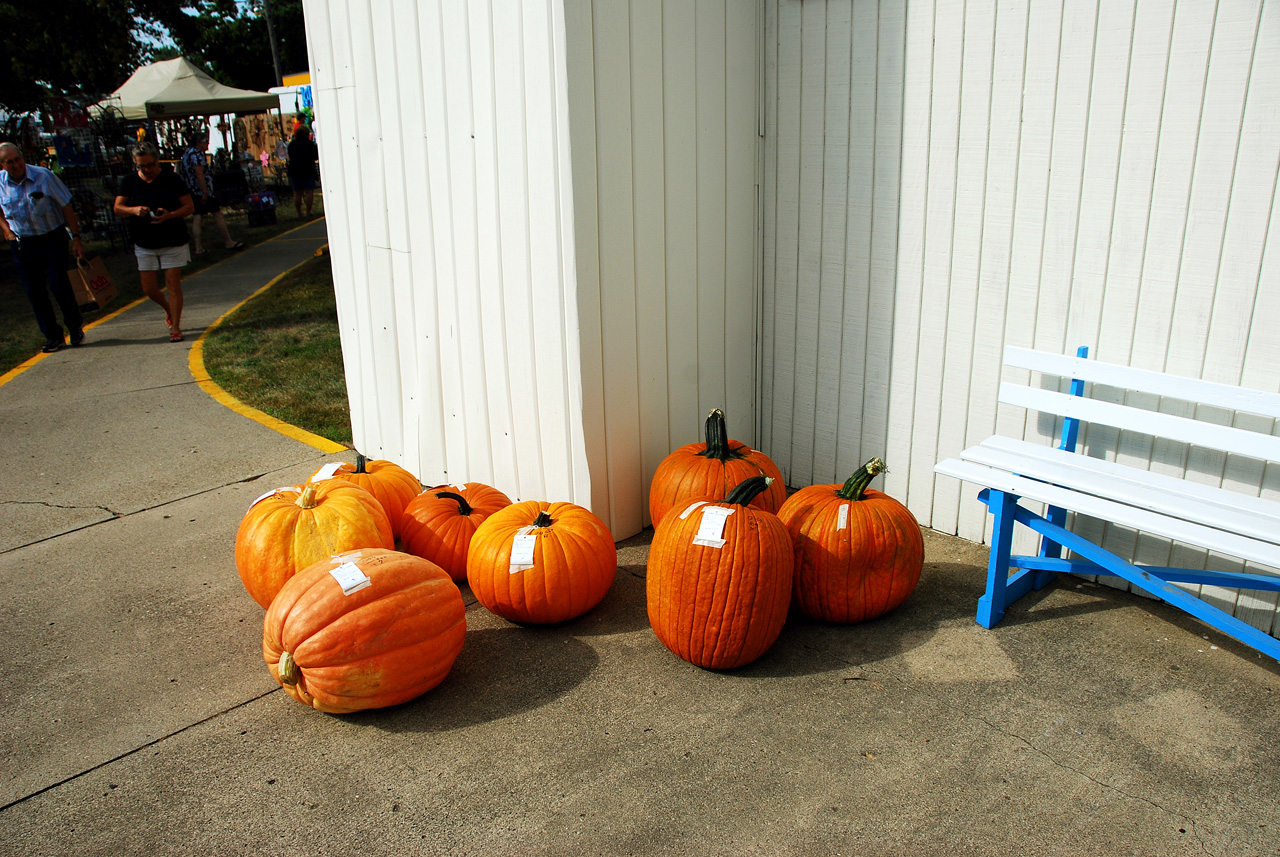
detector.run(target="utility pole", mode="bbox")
[261,0,283,87]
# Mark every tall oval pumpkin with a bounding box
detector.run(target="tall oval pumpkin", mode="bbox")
[647,476,793,669]
[777,457,924,623]
[401,482,513,581]
[648,409,785,527]
[235,480,394,608]
[467,500,616,624]
[263,549,466,714]
[311,453,420,539]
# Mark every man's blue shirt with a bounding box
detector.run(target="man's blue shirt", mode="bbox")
[0,164,73,237]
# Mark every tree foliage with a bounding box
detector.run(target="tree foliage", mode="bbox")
[0,0,309,115]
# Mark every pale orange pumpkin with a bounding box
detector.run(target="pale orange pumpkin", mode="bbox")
[311,453,420,538]
[235,480,394,608]
[264,549,466,714]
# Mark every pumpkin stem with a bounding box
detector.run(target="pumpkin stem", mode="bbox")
[835,457,887,501]
[296,483,319,509]
[696,408,744,462]
[278,651,300,686]
[533,510,554,528]
[725,475,773,507]
[436,491,473,515]
[354,453,368,474]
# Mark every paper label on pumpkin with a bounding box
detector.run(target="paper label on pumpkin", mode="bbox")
[311,462,344,482]
[329,562,372,595]
[693,506,734,548]
[249,487,291,510]
[679,501,709,520]
[509,526,537,574]
[837,503,849,531]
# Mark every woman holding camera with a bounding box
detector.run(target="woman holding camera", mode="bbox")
[114,141,195,342]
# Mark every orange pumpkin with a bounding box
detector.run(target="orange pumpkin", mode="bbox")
[401,482,514,581]
[647,475,793,669]
[467,500,616,624]
[648,409,786,527]
[263,549,466,714]
[777,457,923,623]
[311,453,420,538]
[234,480,394,608]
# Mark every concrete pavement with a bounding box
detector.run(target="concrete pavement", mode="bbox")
[1,219,1278,856]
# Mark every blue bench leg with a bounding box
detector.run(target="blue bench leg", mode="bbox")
[977,490,1018,628]
[1034,505,1066,590]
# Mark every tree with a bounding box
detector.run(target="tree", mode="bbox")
[0,0,309,115]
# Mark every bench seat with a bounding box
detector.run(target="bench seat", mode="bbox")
[935,346,1280,662]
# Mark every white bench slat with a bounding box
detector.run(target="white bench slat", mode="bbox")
[963,438,1280,546]
[999,383,1280,463]
[934,457,1280,571]
[1004,345,1280,418]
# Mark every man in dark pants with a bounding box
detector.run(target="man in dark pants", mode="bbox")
[0,141,86,353]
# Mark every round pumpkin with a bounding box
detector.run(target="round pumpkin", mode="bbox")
[649,408,786,527]
[647,475,793,669]
[777,457,924,623]
[235,480,394,608]
[467,500,616,624]
[401,482,514,581]
[263,549,466,714]
[311,453,420,538]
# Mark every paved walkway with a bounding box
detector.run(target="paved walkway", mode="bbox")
[1,220,1279,855]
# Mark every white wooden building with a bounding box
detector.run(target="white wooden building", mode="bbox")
[303,0,1280,635]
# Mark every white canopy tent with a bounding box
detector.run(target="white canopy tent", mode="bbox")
[93,57,278,119]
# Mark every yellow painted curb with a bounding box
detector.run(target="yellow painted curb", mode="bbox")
[189,245,346,454]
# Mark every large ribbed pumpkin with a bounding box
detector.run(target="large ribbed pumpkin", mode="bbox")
[311,453,420,538]
[401,482,513,581]
[777,457,924,623]
[648,409,786,527]
[235,480,394,608]
[263,549,466,714]
[467,500,616,624]
[647,476,793,669]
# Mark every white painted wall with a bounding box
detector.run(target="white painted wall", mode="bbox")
[303,0,760,539]
[761,0,1280,634]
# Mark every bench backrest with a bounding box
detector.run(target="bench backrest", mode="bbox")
[1000,346,1280,464]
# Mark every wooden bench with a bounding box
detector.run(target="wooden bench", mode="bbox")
[934,345,1280,661]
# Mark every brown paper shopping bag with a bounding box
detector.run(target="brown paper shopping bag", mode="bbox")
[68,256,118,311]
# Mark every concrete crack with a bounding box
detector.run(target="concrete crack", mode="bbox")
[0,499,122,516]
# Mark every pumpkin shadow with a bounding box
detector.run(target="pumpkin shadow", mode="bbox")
[358,627,598,732]
[555,568,651,637]
[720,559,989,679]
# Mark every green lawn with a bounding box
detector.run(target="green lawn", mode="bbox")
[200,251,352,445]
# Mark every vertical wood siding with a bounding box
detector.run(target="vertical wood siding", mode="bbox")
[762,0,1280,633]
[304,0,593,508]
[557,0,761,535]
[304,0,759,538]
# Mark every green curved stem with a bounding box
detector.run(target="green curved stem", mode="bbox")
[725,475,773,507]
[354,453,368,474]
[533,511,554,528]
[435,491,473,515]
[696,409,744,462]
[835,457,887,501]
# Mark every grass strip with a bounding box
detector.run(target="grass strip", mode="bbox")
[200,251,352,445]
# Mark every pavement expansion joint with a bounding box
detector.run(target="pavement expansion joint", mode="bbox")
[0,688,281,814]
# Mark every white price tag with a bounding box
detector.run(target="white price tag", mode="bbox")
[311,462,344,482]
[837,503,849,531]
[693,506,735,548]
[509,526,537,575]
[679,501,709,520]
[249,487,290,510]
[328,562,371,595]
